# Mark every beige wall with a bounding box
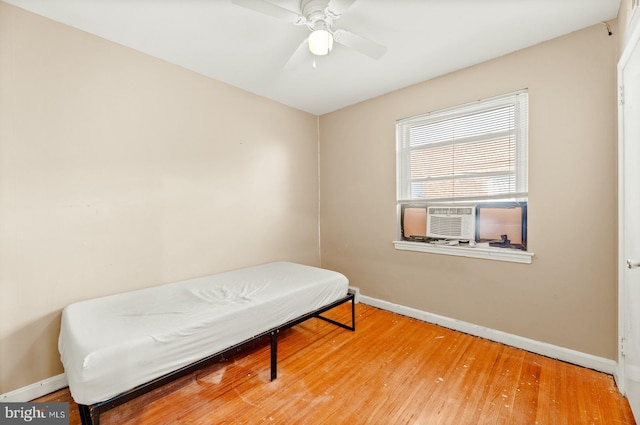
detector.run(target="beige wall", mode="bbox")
[0,3,320,393]
[320,23,619,359]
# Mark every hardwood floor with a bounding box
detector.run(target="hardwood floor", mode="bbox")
[36,303,635,424]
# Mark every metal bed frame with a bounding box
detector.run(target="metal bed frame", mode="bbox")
[77,290,356,425]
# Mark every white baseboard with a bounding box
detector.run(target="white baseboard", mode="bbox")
[0,374,67,402]
[360,295,617,375]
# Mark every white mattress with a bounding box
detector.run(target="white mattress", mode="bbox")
[58,262,348,405]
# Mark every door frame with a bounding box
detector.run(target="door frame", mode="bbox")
[618,5,640,397]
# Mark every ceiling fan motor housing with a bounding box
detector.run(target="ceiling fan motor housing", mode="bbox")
[301,0,335,31]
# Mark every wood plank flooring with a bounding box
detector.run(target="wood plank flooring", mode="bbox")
[35,303,635,424]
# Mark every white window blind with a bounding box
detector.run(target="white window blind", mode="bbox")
[396,91,528,203]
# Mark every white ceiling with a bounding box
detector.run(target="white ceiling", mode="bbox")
[4,0,621,115]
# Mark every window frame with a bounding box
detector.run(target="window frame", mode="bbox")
[393,90,533,264]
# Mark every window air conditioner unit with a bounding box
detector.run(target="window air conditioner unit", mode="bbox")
[427,206,476,240]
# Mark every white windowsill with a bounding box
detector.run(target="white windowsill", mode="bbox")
[393,241,534,264]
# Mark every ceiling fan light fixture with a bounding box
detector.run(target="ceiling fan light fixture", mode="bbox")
[308,29,333,56]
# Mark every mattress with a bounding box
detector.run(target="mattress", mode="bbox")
[58,261,348,405]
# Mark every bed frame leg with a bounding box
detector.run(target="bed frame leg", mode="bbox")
[315,297,356,331]
[79,404,99,425]
[270,330,278,381]
[351,296,356,331]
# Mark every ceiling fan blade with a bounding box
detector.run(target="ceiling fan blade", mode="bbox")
[231,0,306,24]
[333,29,387,60]
[283,38,311,71]
[328,0,357,16]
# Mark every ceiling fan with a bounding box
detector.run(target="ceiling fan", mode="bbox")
[231,0,387,67]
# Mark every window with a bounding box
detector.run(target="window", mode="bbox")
[394,90,532,263]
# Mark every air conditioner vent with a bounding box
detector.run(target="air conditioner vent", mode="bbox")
[430,216,464,237]
[427,206,475,240]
